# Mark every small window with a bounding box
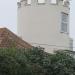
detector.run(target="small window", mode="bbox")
[61,12,69,33]
[50,0,57,4]
[38,0,45,4]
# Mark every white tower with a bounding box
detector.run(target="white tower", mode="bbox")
[17,0,73,53]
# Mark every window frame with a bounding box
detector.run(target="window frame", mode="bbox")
[60,12,69,34]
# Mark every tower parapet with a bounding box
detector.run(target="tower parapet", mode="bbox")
[17,0,70,8]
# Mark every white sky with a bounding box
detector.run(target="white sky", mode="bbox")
[0,0,75,50]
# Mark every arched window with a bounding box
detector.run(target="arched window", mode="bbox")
[38,0,45,4]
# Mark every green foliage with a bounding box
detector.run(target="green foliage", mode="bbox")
[0,47,75,75]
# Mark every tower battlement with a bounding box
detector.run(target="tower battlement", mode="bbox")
[17,0,70,8]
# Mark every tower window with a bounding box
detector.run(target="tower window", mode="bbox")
[50,0,57,4]
[61,12,69,33]
[37,0,45,4]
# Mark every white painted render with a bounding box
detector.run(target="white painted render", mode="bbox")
[17,0,73,53]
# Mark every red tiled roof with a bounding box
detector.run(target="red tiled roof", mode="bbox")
[0,28,32,48]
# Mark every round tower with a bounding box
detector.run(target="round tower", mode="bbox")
[17,0,73,53]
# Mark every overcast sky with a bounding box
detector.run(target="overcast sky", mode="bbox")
[0,0,75,50]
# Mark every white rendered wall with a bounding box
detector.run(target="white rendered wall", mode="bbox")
[17,0,73,53]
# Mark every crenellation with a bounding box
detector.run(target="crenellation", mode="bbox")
[63,0,70,7]
[17,2,21,8]
[17,0,70,8]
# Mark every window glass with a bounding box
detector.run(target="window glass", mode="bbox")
[61,23,67,32]
[61,12,69,33]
